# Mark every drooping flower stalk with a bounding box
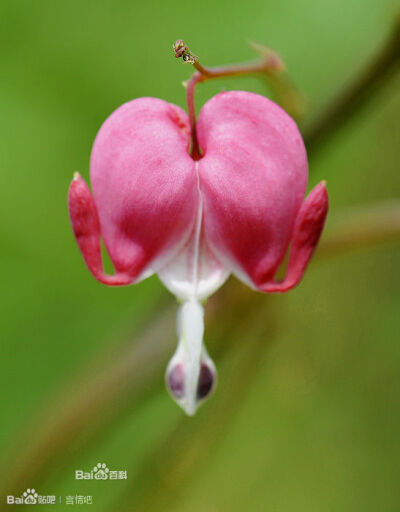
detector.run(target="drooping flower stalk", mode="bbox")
[174,39,290,159]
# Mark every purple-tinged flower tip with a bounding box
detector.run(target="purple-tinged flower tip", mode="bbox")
[197,363,215,400]
[166,355,217,415]
[167,363,184,399]
[167,361,216,403]
[165,300,217,415]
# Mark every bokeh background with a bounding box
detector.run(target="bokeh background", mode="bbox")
[0,0,399,510]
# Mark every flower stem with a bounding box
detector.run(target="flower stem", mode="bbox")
[175,39,296,159]
[186,72,202,160]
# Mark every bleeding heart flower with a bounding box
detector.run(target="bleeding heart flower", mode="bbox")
[68,90,328,415]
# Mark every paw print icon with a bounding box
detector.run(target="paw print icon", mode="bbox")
[93,462,109,480]
[23,489,38,504]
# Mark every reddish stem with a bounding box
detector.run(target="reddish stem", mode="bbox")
[186,72,203,160]
[182,46,285,160]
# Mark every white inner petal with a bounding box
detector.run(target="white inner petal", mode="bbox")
[165,300,217,416]
[182,300,204,415]
[158,163,230,301]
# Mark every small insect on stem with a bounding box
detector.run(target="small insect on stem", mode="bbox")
[173,39,197,64]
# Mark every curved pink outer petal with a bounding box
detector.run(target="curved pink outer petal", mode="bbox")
[197,91,310,289]
[88,97,198,280]
[68,174,134,285]
[261,181,328,292]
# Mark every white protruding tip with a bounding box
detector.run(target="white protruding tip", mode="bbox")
[166,299,216,416]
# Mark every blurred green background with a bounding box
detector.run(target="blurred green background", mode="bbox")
[0,0,400,510]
